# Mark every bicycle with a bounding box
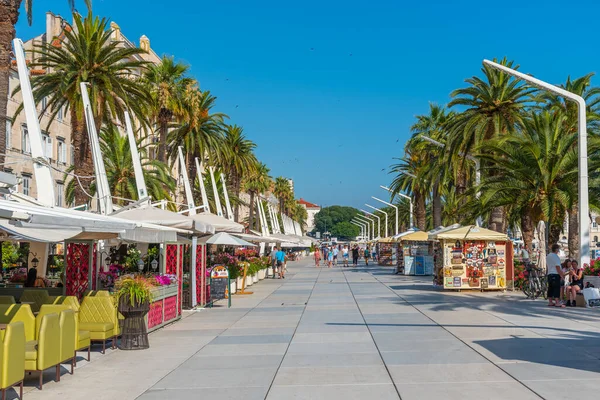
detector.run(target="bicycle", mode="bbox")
[523,262,548,300]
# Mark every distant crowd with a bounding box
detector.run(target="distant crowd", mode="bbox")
[313,244,377,268]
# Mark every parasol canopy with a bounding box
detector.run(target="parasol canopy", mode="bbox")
[198,232,256,247]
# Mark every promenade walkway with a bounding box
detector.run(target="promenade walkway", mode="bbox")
[16,258,600,400]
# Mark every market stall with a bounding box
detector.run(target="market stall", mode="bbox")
[430,225,512,291]
[393,229,434,275]
[377,237,396,267]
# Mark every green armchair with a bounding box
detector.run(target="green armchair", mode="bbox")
[0,297,15,305]
[1,321,25,400]
[25,313,61,390]
[19,289,50,313]
[79,296,119,353]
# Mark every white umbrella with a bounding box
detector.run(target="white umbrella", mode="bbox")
[536,220,546,273]
[198,232,257,247]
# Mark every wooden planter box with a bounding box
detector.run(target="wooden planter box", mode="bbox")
[146,284,180,333]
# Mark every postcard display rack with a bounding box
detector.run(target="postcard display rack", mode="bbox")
[441,240,507,290]
[378,243,396,266]
[398,241,434,276]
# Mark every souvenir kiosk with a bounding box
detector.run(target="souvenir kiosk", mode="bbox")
[377,237,396,266]
[394,229,434,275]
[431,225,512,291]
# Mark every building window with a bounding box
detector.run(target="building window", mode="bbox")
[594,222,598,229]
[57,106,63,122]
[22,175,30,196]
[42,133,52,159]
[5,119,11,150]
[56,182,64,207]
[70,145,75,165]
[57,139,66,164]
[41,96,47,112]
[21,125,30,154]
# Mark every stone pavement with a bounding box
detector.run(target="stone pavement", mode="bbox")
[10,258,600,400]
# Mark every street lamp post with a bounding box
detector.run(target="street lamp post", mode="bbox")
[352,219,368,240]
[365,204,388,238]
[356,214,375,239]
[351,221,365,239]
[360,210,381,239]
[420,135,482,226]
[372,196,399,236]
[381,186,413,228]
[483,59,589,266]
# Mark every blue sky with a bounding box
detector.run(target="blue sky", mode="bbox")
[15,0,600,209]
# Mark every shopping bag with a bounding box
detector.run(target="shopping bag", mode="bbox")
[583,287,600,308]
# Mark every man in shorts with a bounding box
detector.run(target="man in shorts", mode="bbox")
[276,247,286,279]
[270,246,278,278]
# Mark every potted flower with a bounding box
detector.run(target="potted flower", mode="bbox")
[115,275,155,350]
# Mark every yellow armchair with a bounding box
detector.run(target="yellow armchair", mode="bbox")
[79,296,119,353]
[1,321,25,400]
[58,310,76,376]
[25,313,61,390]
[0,304,36,343]
[50,296,81,312]
[0,296,15,305]
[39,304,90,366]
[85,290,112,297]
[19,289,50,313]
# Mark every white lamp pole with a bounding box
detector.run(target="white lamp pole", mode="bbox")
[351,221,365,239]
[366,204,388,237]
[356,215,374,239]
[483,59,589,265]
[420,135,482,226]
[380,185,413,228]
[360,208,381,239]
[372,196,398,236]
[352,219,368,240]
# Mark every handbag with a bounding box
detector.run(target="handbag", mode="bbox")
[583,287,600,308]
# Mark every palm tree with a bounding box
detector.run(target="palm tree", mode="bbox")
[536,74,600,258]
[168,88,227,201]
[389,150,428,230]
[242,162,271,231]
[22,9,151,206]
[273,176,292,214]
[64,124,175,206]
[0,0,87,170]
[220,125,257,222]
[143,56,193,163]
[447,58,536,232]
[473,111,600,249]
[408,103,454,228]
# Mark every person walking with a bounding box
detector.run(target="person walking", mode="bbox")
[352,245,359,266]
[314,247,321,267]
[342,245,349,267]
[364,246,370,266]
[276,247,286,279]
[333,246,339,266]
[371,246,377,264]
[270,246,278,278]
[546,244,565,307]
[327,247,334,268]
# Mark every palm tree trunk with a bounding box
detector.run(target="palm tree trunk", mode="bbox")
[414,191,426,231]
[568,204,579,260]
[432,180,442,228]
[0,1,21,172]
[520,210,534,251]
[248,191,255,232]
[157,114,169,163]
[71,109,94,207]
[549,223,562,247]
[233,174,240,222]
[488,206,506,233]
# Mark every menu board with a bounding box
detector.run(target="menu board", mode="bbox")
[442,240,506,290]
[210,265,230,302]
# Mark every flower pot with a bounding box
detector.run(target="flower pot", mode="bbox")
[253,274,258,284]
[258,269,266,280]
[230,280,237,294]
[246,275,253,287]
[236,277,243,288]
[267,267,273,277]
[117,295,150,350]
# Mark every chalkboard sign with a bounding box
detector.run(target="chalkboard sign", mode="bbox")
[209,265,231,308]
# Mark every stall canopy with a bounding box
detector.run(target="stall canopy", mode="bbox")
[0,220,119,242]
[432,225,508,241]
[190,212,244,233]
[198,232,256,247]
[115,206,215,234]
[384,228,429,243]
[232,232,275,243]
[427,224,461,239]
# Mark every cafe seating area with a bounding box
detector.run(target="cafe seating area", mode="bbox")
[0,290,121,398]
